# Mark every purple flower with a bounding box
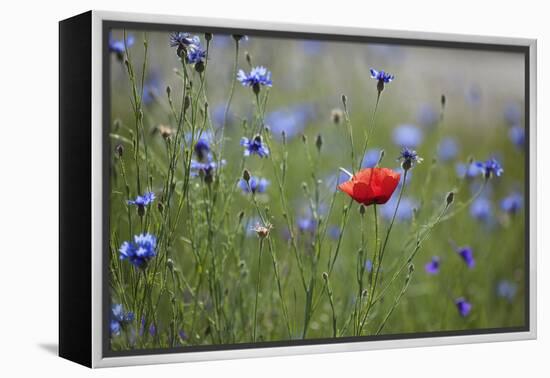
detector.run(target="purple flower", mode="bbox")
[456,162,483,179]
[297,217,316,233]
[370,68,395,83]
[425,256,440,275]
[416,104,439,128]
[392,124,423,148]
[364,259,373,273]
[111,304,134,336]
[476,158,503,178]
[503,102,522,125]
[380,196,418,222]
[119,233,158,268]
[237,66,272,92]
[362,148,382,168]
[169,32,200,56]
[127,192,155,208]
[496,280,518,302]
[241,135,269,158]
[328,225,340,240]
[109,33,134,57]
[438,138,459,162]
[239,176,269,194]
[457,246,475,269]
[398,147,423,170]
[190,157,225,183]
[509,126,525,148]
[194,136,211,161]
[186,46,206,64]
[500,192,523,214]
[470,197,492,222]
[455,297,472,317]
[266,104,315,141]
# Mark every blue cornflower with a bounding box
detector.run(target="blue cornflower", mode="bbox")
[370,68,395,93]
[500,192,523,214]
[476,158,504,179]
[237,66,272,93]
[142,70,162,105]
[456,161,483,179]
[416,104,439,128]
[365,259,373,273]
[456,246,475,269]
[504,102,522,126]
[194,136,211,161]
[509,126,525,148]
[186,46,207,72]
[437,138,459,162]
[127,192,155,207]
[470,197,492,222]
[169,32,200,56]
[111,304,134,336]
[328,225,340,240]
[398,147,423,171]
[241,135,269,158]
[266,104,314,141]
[380,196,418,222]
[392,124,423,148]
[109,34,134,60]
[496,280,518,302]
[455,297,472,317]
[465,85,481,107]
[119,233,157,268]
[425,256,440,275]
[297,217,316,233]
[190,157,225,183]
[239,176,269,194]
[362,148,382,168]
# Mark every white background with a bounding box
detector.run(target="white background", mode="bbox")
[0,0,547,376]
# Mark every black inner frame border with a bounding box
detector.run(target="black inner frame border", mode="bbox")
[102,19,531,358]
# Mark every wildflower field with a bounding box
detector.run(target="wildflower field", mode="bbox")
[107,28,527,351]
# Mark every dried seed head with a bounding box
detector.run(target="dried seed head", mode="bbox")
[331,108,344,124]
[252,222,273,239]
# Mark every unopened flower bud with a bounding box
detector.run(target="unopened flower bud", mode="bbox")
[184,95,191,110]
[341,94,347,107]
[322,272,329,280]
[242,169,251,183]
[441,94,446,109]
[115,143,124,158]
[315,134,323,152]
[446,191,455,206]
[245,51,252,66]
[167,258,174,271]
[204,32,212,42]
[359,205,366,216]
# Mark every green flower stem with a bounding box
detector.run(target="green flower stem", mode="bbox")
[252,239,264,342]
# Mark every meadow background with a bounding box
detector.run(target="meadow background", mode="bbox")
[108,28,526,351]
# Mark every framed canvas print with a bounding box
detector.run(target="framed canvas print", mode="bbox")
[59,10,537,368]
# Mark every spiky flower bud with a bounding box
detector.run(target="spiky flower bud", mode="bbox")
[242,169,251,183]
[315,133,323,152]
[446,191,455,206]
[115,143,124,158]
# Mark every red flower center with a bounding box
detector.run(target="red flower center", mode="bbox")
[338,168,401,206]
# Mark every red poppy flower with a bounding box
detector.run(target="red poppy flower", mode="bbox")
[338,168,401,206]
